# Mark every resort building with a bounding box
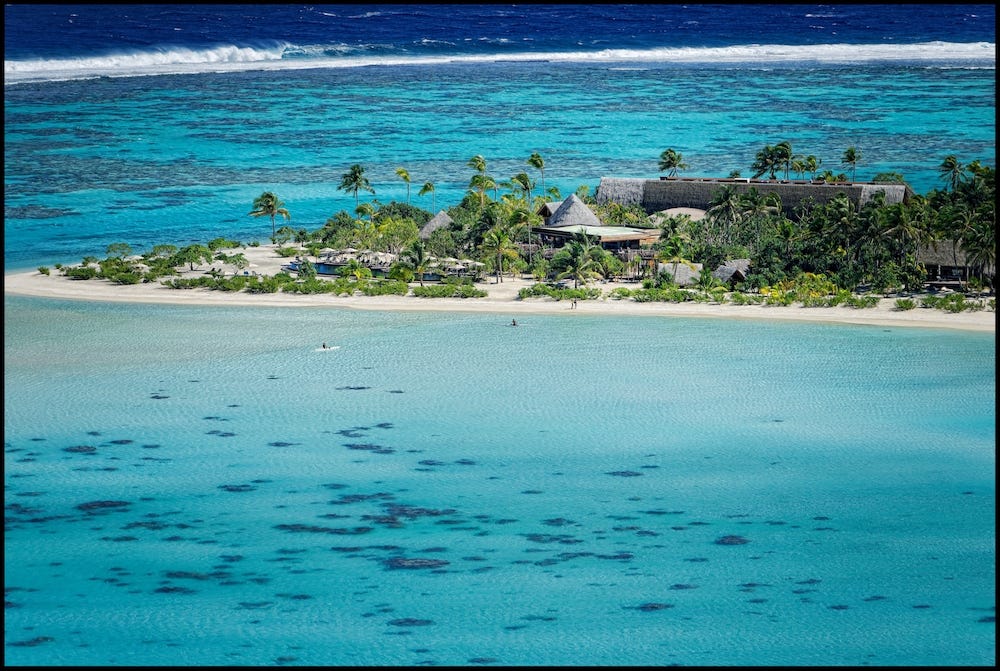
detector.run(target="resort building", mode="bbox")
[594,176,913,216]
[533,194,661,251]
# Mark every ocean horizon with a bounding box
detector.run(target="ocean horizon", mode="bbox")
[4,4,996,666]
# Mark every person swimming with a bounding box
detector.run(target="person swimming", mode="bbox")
[511,319,517,326]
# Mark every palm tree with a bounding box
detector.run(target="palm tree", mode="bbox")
[506,204,537,267]
[528,152,546,195]
[842,146,861,182]
[249,191,291,238]
[478,226,519,283]
[751,144,779,179]
[706,184,743,245]
[659,231,693,284]
[804,155,821,180]
[555,233,600,288]
[658,148,689,177]
[418,181,436,211]
[774,141,793,180]
[402,238,431,286]
[338,164,375,206]
[467,154,487,175]
[938,155,967,192]
[469,173,495,210]
[962,217,996,285]
[510,171,533,205]
[395,167,411,204]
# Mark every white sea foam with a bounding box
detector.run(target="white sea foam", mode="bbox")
[4,41,995,85]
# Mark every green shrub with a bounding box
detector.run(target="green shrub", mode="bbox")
[64,266,98,280]
[730,292,764,305]
[894,298,917,311]
[608,287,634,300]
[843,294,880,308]
[275,246,300,258]
[412,284,487,298]
[38,266,50,275]
[361,280,410,296]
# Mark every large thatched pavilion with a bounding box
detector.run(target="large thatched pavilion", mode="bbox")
[595,176,913,216]
[533,194,660,251]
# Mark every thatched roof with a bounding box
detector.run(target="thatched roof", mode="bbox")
[419,210,454,239]
[713,259,751,283]
[536,201,563,218]
[546,194,602,228]
[656,261,703,286]
[917,241,967,266]
[596,176,913,216]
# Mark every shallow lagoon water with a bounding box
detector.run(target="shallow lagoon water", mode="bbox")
[4,296,995,666]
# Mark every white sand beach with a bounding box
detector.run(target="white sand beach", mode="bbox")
[4,244,995,332]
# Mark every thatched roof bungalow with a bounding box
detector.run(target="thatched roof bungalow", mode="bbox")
[712,259,751,285]
[533,194,660,251]
[917,240,971,283]
[595,176,913,216]
[656,261,703,286]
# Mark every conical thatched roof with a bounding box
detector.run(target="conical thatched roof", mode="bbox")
[546,193,602,228]
[419,210,454,239]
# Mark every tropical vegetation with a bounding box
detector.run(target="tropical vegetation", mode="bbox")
[44,149,994,313]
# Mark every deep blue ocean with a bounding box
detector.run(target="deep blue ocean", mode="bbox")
[4,5,996,666]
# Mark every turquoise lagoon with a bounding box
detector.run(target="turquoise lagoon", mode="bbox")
[4,295,995,666]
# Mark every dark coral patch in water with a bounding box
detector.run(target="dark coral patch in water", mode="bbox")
[336,386,371,390]
[347,443,395,454]
[669,584,698,590]
[329,492,395,505]
[76,500,131,512]
[383,557,450,570]
[628,603,674,611]
[154,586,197,594]
[269,441,300,447]
[606,470,642,477]
[108,439,134,445]
[828,604,850,610]
[7,636,55,647]
[543,518,577,527]
[714,535,750,545]
[275,523,372,535]
[388,618,434,627]
[219,484,256,492]
[64,445,97,454]
[523,533,583,545]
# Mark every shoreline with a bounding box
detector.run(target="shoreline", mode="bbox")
[4,245,995,333]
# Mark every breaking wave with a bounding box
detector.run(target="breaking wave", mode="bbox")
[5,40,995,85]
